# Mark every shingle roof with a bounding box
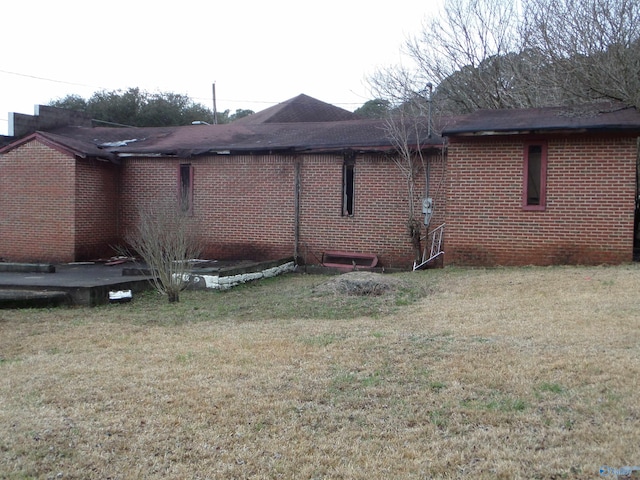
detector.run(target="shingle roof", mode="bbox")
[7,96,635,162]
[0,94,446,160]
[232,94,356,125]
[34,117,441,160]
[443,102,640,135]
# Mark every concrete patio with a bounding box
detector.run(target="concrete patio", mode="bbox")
[0,257,297,308]
[0,262,152,308]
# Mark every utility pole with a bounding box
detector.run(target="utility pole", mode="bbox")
[426,82,433,138]
[212,82,218,124]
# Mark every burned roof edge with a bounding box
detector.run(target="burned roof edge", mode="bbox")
[442,104,640,136]
[443,124,640,136]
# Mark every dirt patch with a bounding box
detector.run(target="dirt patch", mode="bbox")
[312,271,405,296]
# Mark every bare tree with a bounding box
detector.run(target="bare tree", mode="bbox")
[369,0,550,114]
[404,0,526,113]
[377,82,447,266]
[371,0,640,114]
[385,103,429,263]
[126,202,202,303]
[523,0,640,108]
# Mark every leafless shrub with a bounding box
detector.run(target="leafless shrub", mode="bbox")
[126,202,202,303]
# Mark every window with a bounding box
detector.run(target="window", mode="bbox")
[179,163,193,213]
[523,143,547,210]
[342,155,355,216]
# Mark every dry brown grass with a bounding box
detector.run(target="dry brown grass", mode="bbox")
[1,265,639,479]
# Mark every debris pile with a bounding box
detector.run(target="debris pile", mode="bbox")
[313,271,403,296]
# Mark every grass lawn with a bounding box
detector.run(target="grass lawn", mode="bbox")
[1,265,639,479]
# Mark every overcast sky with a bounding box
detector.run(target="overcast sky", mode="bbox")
[1,0,435,135]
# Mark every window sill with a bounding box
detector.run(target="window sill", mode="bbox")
[522,205,546,212]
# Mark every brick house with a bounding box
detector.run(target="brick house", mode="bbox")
[1,96,639,268]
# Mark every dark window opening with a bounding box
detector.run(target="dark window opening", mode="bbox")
[527,146,542,205]
[343,158,355,216]
[179,163,193,213]
[523,144,546,210]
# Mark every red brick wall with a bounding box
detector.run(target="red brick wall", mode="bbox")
[119,152,446,269]
[120,155,297,261]
[75,159,120,260]
[10,132,631,269]
[195,155,297,260]
[444,134,637,266]
[298,152,444,268]
[0,139,76,262]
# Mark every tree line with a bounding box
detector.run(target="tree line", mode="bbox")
[49,87,254,127]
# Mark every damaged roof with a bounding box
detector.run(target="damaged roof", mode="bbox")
[32,117,442,160]
[0,95,445,161]
[443,102,640,136]
[5,95,636,162]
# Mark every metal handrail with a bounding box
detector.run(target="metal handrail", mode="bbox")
[413,223,445,271]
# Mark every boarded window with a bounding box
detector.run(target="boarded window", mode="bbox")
[179,163,193,213]
[523,144,547,210]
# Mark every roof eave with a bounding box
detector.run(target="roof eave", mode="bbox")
[0,132,118,163]
[443,126,640,136]
[113,141,447,157]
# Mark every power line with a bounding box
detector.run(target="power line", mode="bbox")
[1,69,366,107]
[0,68,102,90]
[0,69,366,130]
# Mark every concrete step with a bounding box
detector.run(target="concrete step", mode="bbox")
[0,289,71,309]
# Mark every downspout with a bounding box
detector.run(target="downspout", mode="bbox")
[634,137,640,258]
[294,157,301,263]
[425,154,431,213]
[114,155,123,254]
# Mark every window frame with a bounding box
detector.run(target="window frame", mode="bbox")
[178,163,194,215]
[522,142,547,211]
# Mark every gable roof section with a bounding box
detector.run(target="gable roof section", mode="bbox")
[0,131,118,162]
[232,94,356,125]
[443,103,640,136]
